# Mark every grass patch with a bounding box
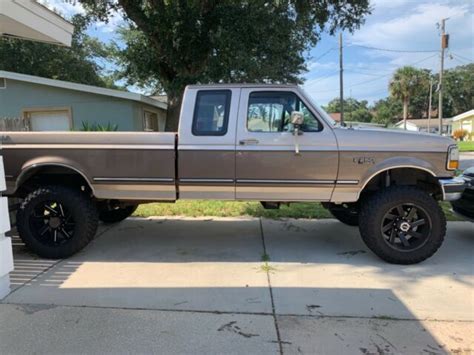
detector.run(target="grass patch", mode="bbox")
[260,262,277,273]
[458,140,474,152]
[134,200,458,221]
[261,253,270,262]
[134,201,331,219]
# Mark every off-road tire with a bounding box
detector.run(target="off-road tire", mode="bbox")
[99,205,138,224]
[17,185,99,259]
[328,204,359,226]
[359,186,446,264]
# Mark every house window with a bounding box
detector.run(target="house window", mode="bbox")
[144,110,163,131]
[0,78,6,89]
[23,108,72,131]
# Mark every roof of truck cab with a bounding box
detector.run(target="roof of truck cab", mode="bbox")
[186,83,299,89]
[0,70,167,109]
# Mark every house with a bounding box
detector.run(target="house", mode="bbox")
[0,71,167,131]
[394,118,453,135]
[451,110,474,141]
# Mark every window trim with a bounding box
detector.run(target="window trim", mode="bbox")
[143,108,160,132]
[246,90,324,133]
[192,89,231,136]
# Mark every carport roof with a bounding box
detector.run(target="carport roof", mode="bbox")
[0,70,167,110]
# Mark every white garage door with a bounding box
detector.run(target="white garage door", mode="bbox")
[28,110,71,131]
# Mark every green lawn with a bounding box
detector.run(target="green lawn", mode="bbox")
[134,200,459,221]
[458,140,474,152]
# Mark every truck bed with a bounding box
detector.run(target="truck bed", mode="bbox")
[1,131,177,200]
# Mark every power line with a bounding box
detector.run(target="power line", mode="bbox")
[311,47,336,62]
[308,70,339,84]
[346,43,439,53]
[311,53,438,93]
[451,52,473,62]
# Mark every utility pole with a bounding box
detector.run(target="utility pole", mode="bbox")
[428,78,433,132]
[438,18,449,135]
[339,32,344,126]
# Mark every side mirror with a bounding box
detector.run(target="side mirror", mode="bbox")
[290,111,304,126]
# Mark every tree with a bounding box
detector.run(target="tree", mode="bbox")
[324,97,372,122]
[0,15,115,88]
[372,97,402,126]
[79,0,371,130]
[442,64,474,117]
[389,66,429,129]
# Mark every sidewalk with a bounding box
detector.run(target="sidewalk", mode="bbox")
[1,217,473,354]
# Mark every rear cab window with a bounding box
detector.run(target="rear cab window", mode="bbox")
[192,90,231,136]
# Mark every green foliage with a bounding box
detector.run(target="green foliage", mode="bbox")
[323,97,372,122]
[80,121,118,131]
[389,66,430,121]
[79,0,371,130]
[372,97,402,126]
[442,64,474,117]
[0,15,117,88]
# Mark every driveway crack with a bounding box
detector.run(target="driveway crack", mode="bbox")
[259,217,283,355]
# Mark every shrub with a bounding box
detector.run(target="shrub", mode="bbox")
[80,121,118,131]
[453,128,469,141]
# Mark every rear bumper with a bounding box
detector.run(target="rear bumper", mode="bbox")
[439,177,468,201]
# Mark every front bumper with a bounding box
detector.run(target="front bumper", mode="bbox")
[439,177,468,201]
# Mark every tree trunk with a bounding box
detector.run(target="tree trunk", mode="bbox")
[165,91,184,132]
[403,98,409,130]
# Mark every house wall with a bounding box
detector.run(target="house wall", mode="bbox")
[0,79,165,131]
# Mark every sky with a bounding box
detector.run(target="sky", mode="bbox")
[40,0,474,106]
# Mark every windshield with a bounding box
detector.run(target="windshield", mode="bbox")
[298,88,337,126]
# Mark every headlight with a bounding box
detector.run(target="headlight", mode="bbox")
[447,145,459,170]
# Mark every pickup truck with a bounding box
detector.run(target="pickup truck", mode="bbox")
[1,84,466,264]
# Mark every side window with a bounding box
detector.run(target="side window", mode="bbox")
[247,91,322,132]
[192,90,231,136]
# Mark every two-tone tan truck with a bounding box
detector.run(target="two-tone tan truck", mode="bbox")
[1,84,466,264]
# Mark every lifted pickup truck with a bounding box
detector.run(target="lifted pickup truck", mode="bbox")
[1,84,466,264]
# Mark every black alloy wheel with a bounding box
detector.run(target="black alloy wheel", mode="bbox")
[380,203,432,252]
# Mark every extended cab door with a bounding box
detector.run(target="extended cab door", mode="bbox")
[177,87,240,199]
[235,88,338,201]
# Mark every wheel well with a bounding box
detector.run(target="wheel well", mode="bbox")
[360,168,443,201]
[16,165,93,197]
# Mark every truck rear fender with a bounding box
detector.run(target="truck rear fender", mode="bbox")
[16,156,94,194]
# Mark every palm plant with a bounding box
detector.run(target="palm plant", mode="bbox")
[389,66,429,130]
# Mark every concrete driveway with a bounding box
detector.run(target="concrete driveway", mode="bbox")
[1,217,473,354]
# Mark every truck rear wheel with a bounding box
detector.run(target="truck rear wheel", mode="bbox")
[99,205,138,223]
[328,203,359,226]
[17,185,99,259]
[359,186,446,264]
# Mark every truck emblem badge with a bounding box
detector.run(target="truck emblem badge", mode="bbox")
[353,157,375,165]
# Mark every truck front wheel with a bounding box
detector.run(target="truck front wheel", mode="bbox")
[358,186,446,264]
[98,205,138,223]
[17,185,99,259]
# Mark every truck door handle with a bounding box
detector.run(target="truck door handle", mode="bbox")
[239,139,259,145]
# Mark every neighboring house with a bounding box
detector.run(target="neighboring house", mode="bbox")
[451,109,474,140]
[0,71,167,131]
[394,118,453,135]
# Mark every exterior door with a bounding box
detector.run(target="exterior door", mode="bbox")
[235,88,338,201]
